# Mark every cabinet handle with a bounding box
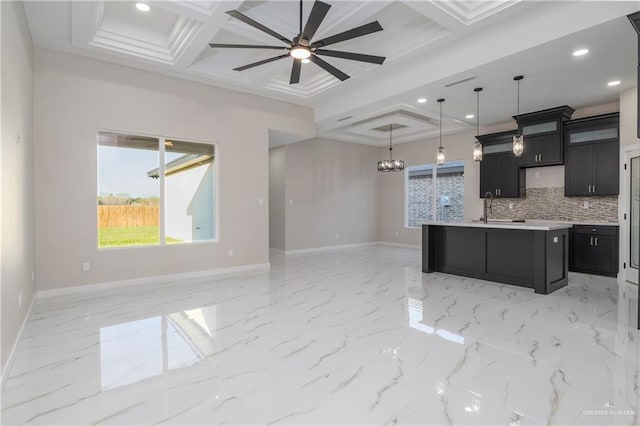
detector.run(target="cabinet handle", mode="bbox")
[590,237,594,246]
[592,185,596,193]
[588,185,591,193]
[539,154,542,162]
[595,237,598,247]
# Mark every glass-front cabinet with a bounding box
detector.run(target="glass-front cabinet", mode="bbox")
[564,112,620,196]
[514,105,575,168]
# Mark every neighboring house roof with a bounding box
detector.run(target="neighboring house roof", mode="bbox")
[147,153,214,179]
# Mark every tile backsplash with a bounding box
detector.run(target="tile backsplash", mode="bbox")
[490,187,618,222]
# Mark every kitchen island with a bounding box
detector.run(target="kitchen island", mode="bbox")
[422,221,572,294]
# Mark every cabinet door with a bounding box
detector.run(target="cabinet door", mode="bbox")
[565,145,593,196]
[539,133,563,165]
[592,234,617,276]
[593,143,619,195]
[498,154,520,197]
[480,155,501,198]
[571,233,593,271]
[520,136,540,167]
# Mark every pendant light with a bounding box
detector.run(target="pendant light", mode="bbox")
[512,75,524,157]
[436,98,445,165]
[473,87,483,162]
[377,124,404,172]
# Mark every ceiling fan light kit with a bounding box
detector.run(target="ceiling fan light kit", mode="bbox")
[209,0,386,84]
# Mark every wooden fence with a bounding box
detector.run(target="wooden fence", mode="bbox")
[98,205,159,228]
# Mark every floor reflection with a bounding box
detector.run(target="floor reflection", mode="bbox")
[100,306,216,390]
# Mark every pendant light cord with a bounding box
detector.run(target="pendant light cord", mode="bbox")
[439,100,443,148]
[476,90,480,136]
[299,0,303,37]
[516,78,520,127]
[389,124,393,160]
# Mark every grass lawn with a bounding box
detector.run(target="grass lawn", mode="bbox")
[99,226,183,247]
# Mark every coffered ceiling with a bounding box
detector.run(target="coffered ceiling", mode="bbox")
[23,1,640,146]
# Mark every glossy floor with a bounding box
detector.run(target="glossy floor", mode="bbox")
[1,246,639,425]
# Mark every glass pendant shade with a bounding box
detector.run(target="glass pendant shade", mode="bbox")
[473,140,483,161]
[436,146,445,165]
[512,134,524,156]
[377,125,404,172]
[436,98,445,165]
[512,76,524,157]
[473,87,483,162]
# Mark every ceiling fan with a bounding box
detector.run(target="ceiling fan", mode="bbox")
[209,0,386,84]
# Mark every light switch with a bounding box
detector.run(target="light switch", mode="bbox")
[583,201,589,209]
[258,198,264,206]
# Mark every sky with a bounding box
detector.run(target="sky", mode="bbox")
[98,146,160,198]
[98,146,196,198]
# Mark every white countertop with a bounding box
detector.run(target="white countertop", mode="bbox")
[422,220,572,231]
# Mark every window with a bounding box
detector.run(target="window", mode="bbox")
[406,160,464,227]
[97,131,216,248]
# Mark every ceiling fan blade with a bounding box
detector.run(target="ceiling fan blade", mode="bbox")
[290,59,302,84]
[209,43,287,50]
[309,54,349,81]
[233,54,289,71]
[226,10,293,45]
[301,1,331,43]
[314,49,385,64]
[311,21,383,48]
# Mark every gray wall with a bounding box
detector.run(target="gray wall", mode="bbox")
[269,138,379,251]
[1,1,36,374]
[269,146,286,250]
[33,48,314,290]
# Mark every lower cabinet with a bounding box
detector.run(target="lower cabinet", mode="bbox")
[569,225,619,277]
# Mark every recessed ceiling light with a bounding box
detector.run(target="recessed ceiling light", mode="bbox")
[607,80,621,87]
[136,3,150,12]
[572,48,589,57]
[465,114,474,119]
[417,98,427,104]
[301,58,310,64]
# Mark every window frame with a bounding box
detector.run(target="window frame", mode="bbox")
[96,128,219,250]
[404,160,464,228]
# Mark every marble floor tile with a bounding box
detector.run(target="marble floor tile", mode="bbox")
[1,246,638,425]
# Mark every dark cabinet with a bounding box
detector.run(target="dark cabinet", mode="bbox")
[477,130,525,198]
[564,113,619,196]
[569,225,619,277]
[515,106,574,168]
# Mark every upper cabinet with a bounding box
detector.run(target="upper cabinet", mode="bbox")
[514,106,575,168]
[564,112,620,196]
[477,130,525,199]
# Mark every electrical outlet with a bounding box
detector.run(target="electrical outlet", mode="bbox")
[31,271,35,282]
[335,233,340,239]
[583,201,589,209]
[258,198,264,206]
[395,232,399,237]
[18,291,23,308]
[289,200,293,206]
[82,261,91,272]
[508,203,513,210]
[228,249,233,256]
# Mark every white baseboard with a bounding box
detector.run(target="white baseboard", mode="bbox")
[285,242,377,255]
[1,295,36,391]
[376,242,421,250]
[37,263,271,299]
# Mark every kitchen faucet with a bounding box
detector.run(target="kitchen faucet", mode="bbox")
[483,191,493,224]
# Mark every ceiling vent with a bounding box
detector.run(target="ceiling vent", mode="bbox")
[444,76,478,87]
